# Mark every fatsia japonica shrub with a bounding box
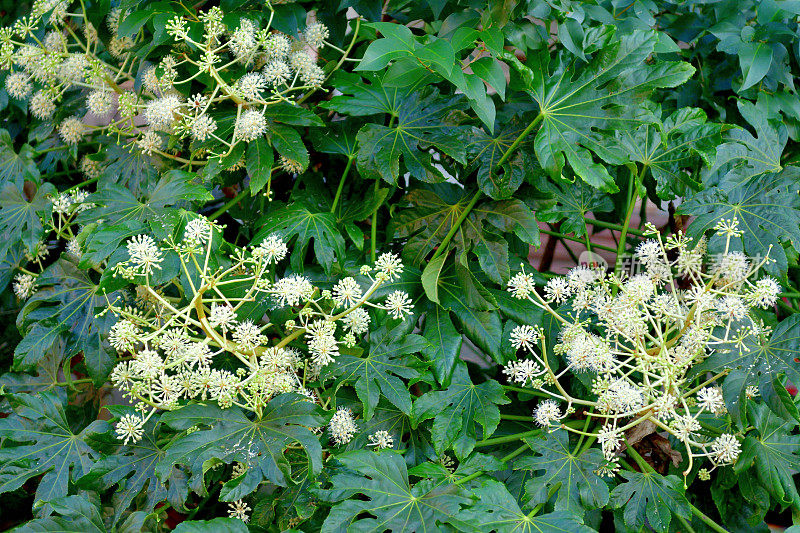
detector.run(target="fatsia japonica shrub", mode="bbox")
[2,0,800,532]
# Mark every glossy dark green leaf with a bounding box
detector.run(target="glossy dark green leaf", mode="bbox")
[0,391,104,506]
[736,403,800,509]
[253,201,345,273]
[421,303,462,387]
[610,470,690,533]
[246,138,274,195]
[0,129,38,188]
[318,450,470,532]
[157,394,326,493]
[412,363,509,458]
[537,179,614,237]
[504,30,695,191]
[80,407,188,525]
[453,479,595,532]
[322,322,426,420]
[0,181,55,257]
[517,430,610,513]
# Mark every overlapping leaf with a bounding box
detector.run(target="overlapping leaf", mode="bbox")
[157,394,326,495]
[80,407,188,525]
[77,169,212,240]
[412,363,509,458]
[516,430,609,513]
[736,403,800,509]
[611,469,690,532]
[695,315,800,427]
[503,30,695,191]
[536,179,613,237]
[679,167,800,274]
[325,77,466,185]
[15,259,118,383]
[253,201,346,273]
[0,391,105,507]
[0,180,54,257]
[615,107,726,198]
[318,450,469,532]
[322,323,427,420]
[453,479,595,533]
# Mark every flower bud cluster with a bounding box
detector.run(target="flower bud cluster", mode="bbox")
[1,3,337,171]
[104,217,412,445]
[505,218,776,478]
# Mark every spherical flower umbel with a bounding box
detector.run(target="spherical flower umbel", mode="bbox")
[235,109,266,142]
[126,234,164,274]
[375,252,404,281]
[227,499,251,523]
[252,234,288,263]
[711,434,741,464]
[190,114,218,142]
[329,407,357,446]
[533,400,562,427]
[367,430,394,449]
[12,273,36,299]
[544,277,571,303]
[507,270,536,299]
[333,277,362,308]
[5,72,31,99]
[209,303,237,331]
[58,117,84,145]
[510,324,540,352]
[115,414,144,445]
[304,22,329,48]
[384,291,413,319]
[697,387,726,415]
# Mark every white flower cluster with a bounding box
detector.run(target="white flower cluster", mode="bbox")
[1,5,343,173]
[105,218,412,445]
[505,218,774,478]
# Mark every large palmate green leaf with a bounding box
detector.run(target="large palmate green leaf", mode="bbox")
[503,30,694,191]
[0,129,38,188]
[15,259,118,383]
[610,470,690,533]
[157,394,326,495]
[172,517,249,533]
[537,179,614,237]
[615,107,726,198]
[452,479,594,533]
[704,100,785,186]
[736,403,800,509]
[321,323,427,420]
[0,181,55,257]
[695,314,800,427]
[420,302,462,387]
[437,263,503,362]
[77,169,212,240]
[318,450,469,533]
[80,407,188,525]
[0,391,105,507]
[391,185,538,281]
[253,201,346,273]
[679,167,800,274]
[516,430,610,513]
[325,77,466,185]
[19,494,119,533]
[464,119,537,200]
[412,363,509,459]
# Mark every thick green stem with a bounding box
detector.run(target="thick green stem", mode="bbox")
[539,228,616,253]
[614,166,640,278]
[430,190,482,262]
[330,157,354,214]
[625,445,729,533]
[210,187,249,220]
[370,179,379,262]
[453,443,528,485]
[474,429,541,448]
[495,113,543,169]
[584,217,646,237]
